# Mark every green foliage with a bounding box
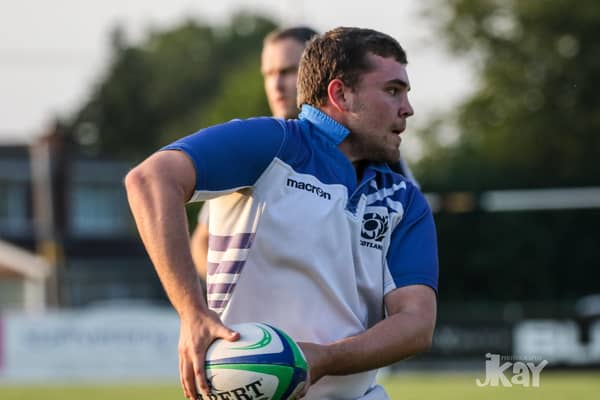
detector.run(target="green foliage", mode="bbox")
[415,1,600,305]
[200,55,270,126]
[67,14,276,161]
[418,0,600,190]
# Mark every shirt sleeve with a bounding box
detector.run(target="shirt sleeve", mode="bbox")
[160,117,287,199]
[385,189,439,294]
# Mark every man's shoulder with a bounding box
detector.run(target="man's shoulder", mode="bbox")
[217,116,287,134]
[237,116,309,147]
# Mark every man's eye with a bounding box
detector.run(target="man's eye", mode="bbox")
[387,87,398,96]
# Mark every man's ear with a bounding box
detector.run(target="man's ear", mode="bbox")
[327,79,351,112]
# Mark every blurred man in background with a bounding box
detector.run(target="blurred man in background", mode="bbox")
[261,27,319,119]
[190,26,317,280]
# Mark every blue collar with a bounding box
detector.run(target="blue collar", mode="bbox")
[298,104,349,145]
[370,162,393,173]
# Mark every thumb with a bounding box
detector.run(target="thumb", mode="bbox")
[220,326,240,342]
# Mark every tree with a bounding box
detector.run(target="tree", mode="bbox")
[66,14,276,161]
[418,0,600,190]
[414,1,600,306]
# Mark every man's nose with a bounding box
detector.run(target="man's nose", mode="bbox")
[400,97,414,118]
[274,74,285,91]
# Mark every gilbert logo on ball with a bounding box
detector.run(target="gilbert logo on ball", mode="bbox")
[200,322,308,400]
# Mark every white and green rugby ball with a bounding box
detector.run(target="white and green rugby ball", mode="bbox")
[200,322,308,400]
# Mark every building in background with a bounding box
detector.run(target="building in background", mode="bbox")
[0,124,165,312]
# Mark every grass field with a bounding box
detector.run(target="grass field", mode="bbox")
[1,372,598,399]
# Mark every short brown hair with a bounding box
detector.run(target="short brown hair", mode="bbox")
[263,26,318,46]
[297,27,407,107]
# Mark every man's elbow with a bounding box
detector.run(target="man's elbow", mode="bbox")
[124,166,152,203]
[410,321,435,355]
[125,158,167,195]
[415,331,434,353]
[125,151,195,202]
[124,166,143,193]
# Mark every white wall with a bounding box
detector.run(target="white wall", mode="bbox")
[0,305,179,382]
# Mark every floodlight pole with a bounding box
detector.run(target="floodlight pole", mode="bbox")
[30,121,69,308]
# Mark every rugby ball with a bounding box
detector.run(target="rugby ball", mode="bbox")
[200,322,308,400]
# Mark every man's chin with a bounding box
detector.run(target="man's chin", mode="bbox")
[383,150,401,164]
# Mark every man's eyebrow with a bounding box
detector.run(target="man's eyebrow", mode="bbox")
[386,79,410,89]
[281,64,300,72]
[262,63,299,74]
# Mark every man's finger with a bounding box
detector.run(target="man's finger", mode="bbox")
[193,352,209,399]
[182,358,197,399]
[179,357,189,398]
[299,370,310,398]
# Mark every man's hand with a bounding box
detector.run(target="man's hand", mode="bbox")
[295,341,331,398]
[178,310,240,399]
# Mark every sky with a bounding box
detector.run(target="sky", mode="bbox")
[0,0,473,149]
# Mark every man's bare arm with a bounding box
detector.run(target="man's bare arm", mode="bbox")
[125,150,238,399]
[300,284,436,383]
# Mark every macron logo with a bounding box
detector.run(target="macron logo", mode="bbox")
[287,178,331,200]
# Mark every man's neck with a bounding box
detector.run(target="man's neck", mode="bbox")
[352,160,368,183]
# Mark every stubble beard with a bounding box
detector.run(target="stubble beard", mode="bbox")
[351,101,400,164]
